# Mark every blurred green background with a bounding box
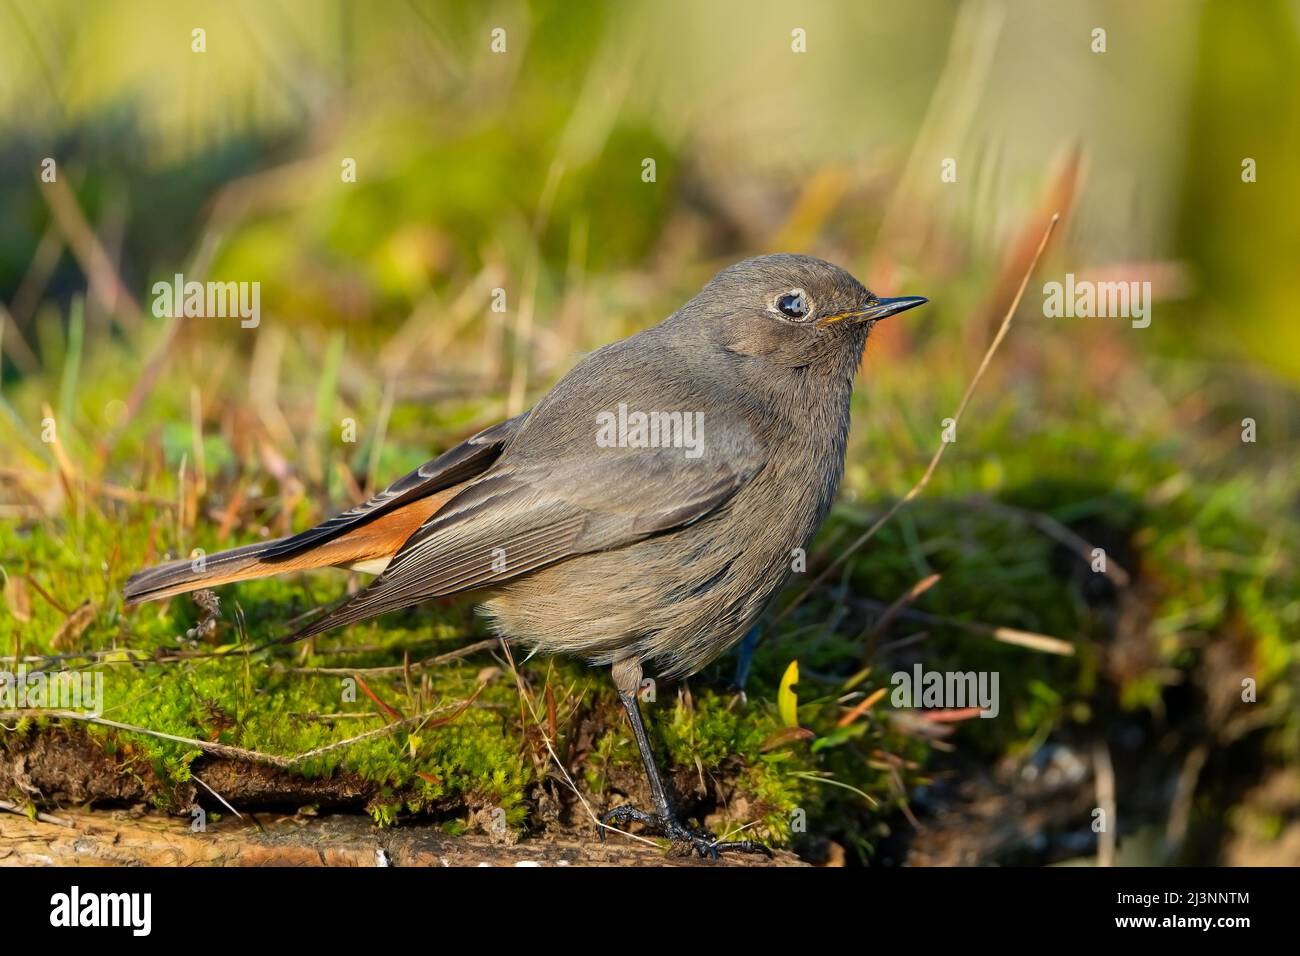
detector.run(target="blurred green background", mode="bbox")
[1,0,1297,865]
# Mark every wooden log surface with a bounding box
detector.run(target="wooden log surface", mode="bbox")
[0,808,805,867]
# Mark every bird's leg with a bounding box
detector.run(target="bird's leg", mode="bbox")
[599,657,771,859]
[730,623,762,698]
[612,657,674,820]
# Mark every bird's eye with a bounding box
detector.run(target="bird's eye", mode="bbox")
[775,290,810,320]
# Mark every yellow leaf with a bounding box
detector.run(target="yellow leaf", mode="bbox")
[778,660,799,728]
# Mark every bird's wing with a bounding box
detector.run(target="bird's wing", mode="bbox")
[260,413,527,561]
[288,437,764,640]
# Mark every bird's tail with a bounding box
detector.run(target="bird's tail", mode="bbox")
[122,539,292,605]
[123,489,455,607]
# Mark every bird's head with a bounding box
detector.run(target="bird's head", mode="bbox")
[676,254,927,375]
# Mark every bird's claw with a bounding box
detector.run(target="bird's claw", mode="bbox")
[598,805,772,860]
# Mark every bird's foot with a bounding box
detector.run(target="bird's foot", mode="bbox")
[598,805,772,860]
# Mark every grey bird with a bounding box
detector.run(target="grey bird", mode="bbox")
[124,254,927,857]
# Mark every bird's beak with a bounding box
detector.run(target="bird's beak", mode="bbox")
[863,295,928,321]
[817,295,928,327]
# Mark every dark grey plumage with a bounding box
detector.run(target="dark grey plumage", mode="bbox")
[294,255,912,682]
[126,252,926,856]
[484,256,878,679]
